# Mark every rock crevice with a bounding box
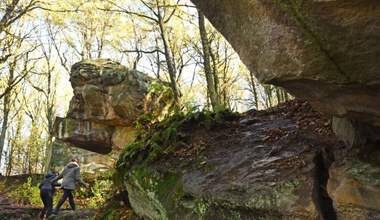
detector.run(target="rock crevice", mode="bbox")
[313,147,337,220]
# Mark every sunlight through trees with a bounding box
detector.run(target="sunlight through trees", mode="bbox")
[0,0,290,175]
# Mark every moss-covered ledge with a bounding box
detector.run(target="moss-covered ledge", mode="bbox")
[124,167,183,219]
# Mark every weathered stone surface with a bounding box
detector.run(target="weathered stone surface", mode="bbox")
[328,153,380,219]
[190,0,380,127]
[67,59,151,126]
[112,127,136,151]
[126,146,320,219]
[54,59,172,154]
[120,103,344,219]
[332,117,380,148]
[54,117,114,154]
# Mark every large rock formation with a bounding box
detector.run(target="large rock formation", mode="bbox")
[117,101,380,220]
[189,1,380,219]
[190,0,380,130]
[54,59,173,154]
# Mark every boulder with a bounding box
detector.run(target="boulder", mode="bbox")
[190,0,380,128]
[67,59,152,126]
[54,59,173,154]
[119,102,350,219]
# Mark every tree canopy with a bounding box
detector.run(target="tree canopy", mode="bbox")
[0,0,290,175]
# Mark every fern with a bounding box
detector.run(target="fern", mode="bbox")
[116,107,226,174]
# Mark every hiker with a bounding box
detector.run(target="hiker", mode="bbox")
[39,172,60,219]
[51,157,89,215]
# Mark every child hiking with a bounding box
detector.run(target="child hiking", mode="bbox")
[39,172,60,219]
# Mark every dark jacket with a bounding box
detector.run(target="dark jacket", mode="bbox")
[39,173,59,192]
[51,162,87,190]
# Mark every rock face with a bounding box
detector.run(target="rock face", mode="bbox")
[67,59,152,125]
[117,101,380,220]
[186,5,380,217]
[328,155,380,220]
[190,0,380,128]
[54,59,172,154]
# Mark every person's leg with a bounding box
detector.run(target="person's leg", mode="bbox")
[67,190,75,210]
[54,189,69,213]
[39,191,48,219]
[46,191,54,217]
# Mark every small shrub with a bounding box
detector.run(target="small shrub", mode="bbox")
[0,180,7,191]
[88,179,112,209]
[9,177,42,206]
[69,171,115,209]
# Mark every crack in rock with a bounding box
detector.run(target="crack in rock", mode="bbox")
[313,147,337,220]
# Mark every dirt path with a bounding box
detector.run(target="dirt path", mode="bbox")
[0,191,40,220]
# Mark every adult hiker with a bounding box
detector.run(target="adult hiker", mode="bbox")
[39,172,60,219]
[51,157,89,215]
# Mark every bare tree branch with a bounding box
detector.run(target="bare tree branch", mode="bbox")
[0,0,41,34]
[99,1,159,23]
[122,48,165,55]
[163,0,180,24]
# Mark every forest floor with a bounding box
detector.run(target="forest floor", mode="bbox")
[0,175,41,219]
[0,100,342,219]
[0,192,39,220]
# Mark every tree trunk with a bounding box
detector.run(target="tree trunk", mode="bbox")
[0,92,10,167]
[156,0,180,106]
[198,10,219,110]
[275,87,282,105]
[0,64,15,166]
[44,57,54,173]
[249,71,259,110]
[264,85,273,108]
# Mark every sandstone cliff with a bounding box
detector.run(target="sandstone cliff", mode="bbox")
[53,59,173,154]
[190,0,380,147]
[184,3,380,217]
